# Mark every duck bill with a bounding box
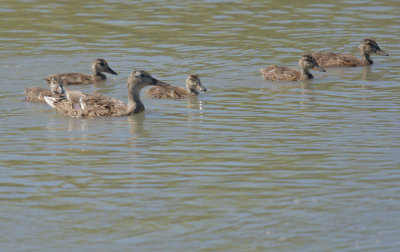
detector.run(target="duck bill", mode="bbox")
[151,78,170,87]
[105,66,118,75]
[197,82,207,92]
[314,66,326,72]
[376,49,388,56]
[57,86,66,95]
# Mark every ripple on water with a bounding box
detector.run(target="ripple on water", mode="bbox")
[1,0,400,250]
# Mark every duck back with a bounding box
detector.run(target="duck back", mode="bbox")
[45,73,96,85]
[260,65,301,81]
[312,52,365,68]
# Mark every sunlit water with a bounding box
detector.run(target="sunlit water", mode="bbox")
[1,0,400,251]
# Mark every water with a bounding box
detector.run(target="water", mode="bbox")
[1,0,400,251]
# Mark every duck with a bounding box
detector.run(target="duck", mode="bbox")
[44,70,168,118]
[312,39,388,68]
[24,77,65,103]
[45,58,118,85]
[260,54,325,81]
[145,74,207,99]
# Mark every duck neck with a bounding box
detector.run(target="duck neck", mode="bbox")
[92,70,107,80]
[127,83,145,114]
[300,69,313,80]
[362,52,373,65]
[189,87,199,95]
[50,85,57,94]
[91,64,107,80]
[186,83,199,95]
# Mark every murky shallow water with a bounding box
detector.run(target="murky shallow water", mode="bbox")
[1,0,400,251]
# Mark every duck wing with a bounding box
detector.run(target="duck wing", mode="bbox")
[47,90,127,118]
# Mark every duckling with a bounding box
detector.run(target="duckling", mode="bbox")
[44,70,168,118]
[260,54,325,81]
[45,58,117,85]
[24,77,65,103]
[145,74,207,99]
[312,39,388,68]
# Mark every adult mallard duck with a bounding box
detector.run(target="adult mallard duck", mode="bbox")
[312,39,388,68]
[25,77,65,103]
[44,70,168,118]
[145,74,207,99]
[45,58,117,85]
[260,54,325,81]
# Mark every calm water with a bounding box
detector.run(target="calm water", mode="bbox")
[1,0,400,251]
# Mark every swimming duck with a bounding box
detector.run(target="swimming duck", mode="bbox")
[260,54,325,81]
[45,58,118,85]
[312,39,388,68]
[44,70,168,118]
[25,77,65,103]
[145,74,207,99]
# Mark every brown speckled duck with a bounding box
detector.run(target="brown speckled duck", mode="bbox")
[260,54,325,81]
[145,74,207,99]
[44,70,168,118]
[45,58,117,85]
[312,39,388,68]
[25,77,65,103]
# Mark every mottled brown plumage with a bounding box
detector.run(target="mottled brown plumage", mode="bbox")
[260,55,325,81]
[45,58,117,85]
[44,70,168,118]
[145,74,207,99]
[312,39,388,68]
[25,77,65,103]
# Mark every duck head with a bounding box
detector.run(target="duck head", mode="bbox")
[359,39,388,57]
[49,77,65,95]
[186,73,207,94]
[299,54,325,73]
[128,70,169,90]
[92,58,118,75]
